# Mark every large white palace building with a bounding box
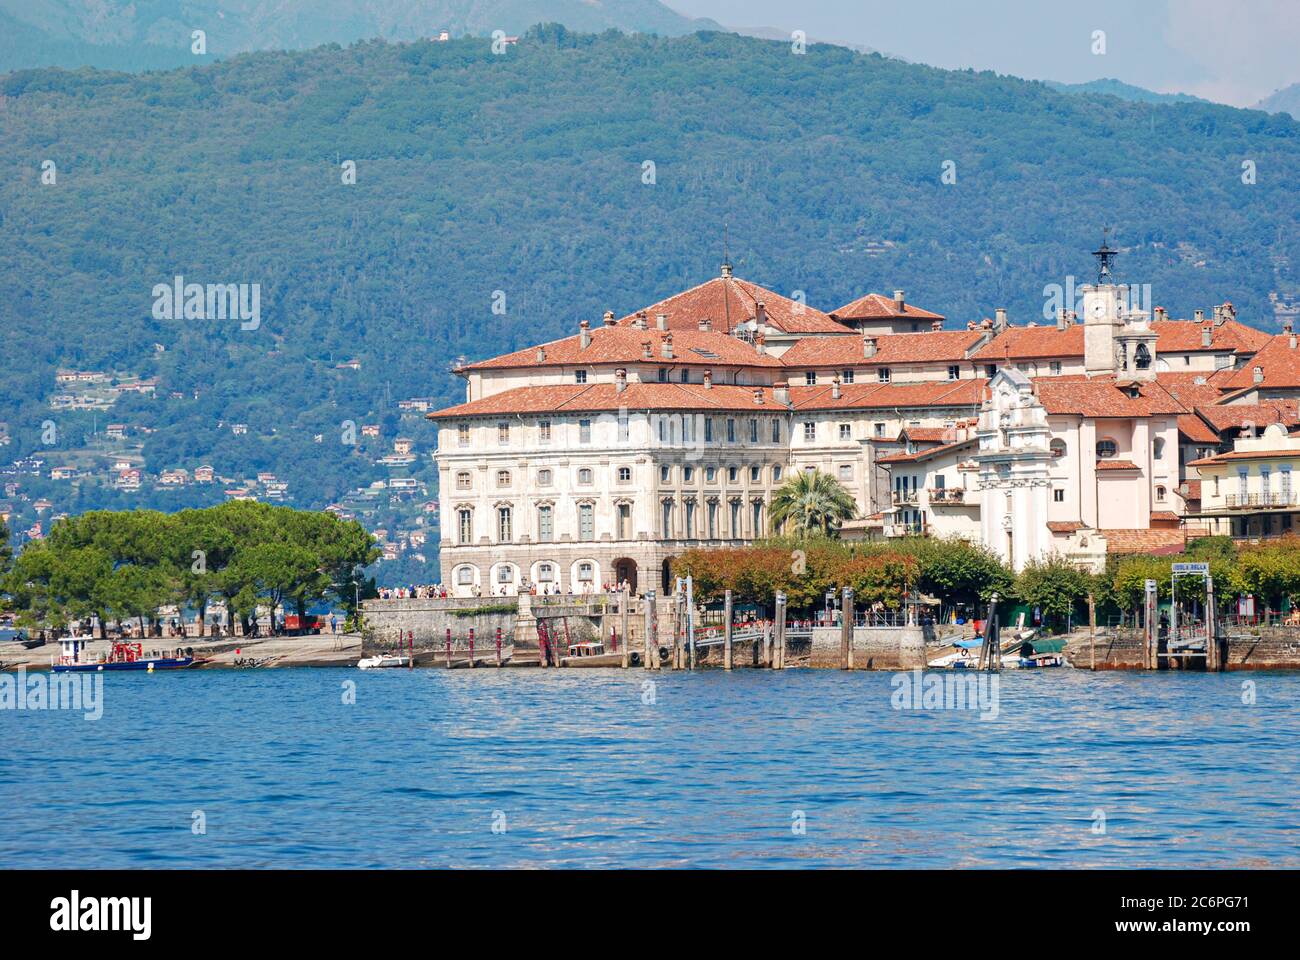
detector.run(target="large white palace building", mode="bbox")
[431,250,1300,596]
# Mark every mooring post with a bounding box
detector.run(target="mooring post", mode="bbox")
[1088,592,1096,671]
[468,628,475,668]
[774,591,787,669]
[1206,575,1220,671]
[620,586,631,669]
[495,626,503,667]
[644,589,659,670]
[723,590,734,671]
[408,631,414,669]
[672,585,683,670]
[840,586,854,670]
[445,628,452,669]
[686,575,696,670]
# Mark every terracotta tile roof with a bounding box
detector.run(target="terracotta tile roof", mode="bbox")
[1032,377,1187,418]
[1150,510,1182,522]
[779,330,986,367]
[1156,370,1237,407]
[1177,414,1221,445]
[1222,334,1300,390]
[1152,319,1272,354]
[1046,521,1085,533]
[789,378,988,411]
[1096,459,1141,471]
[1193,401,1300,433]
[618,274,850,335]
[970,325,1084,361]
[969,319,1268,363]
[899,426,957,443]
[1101,528,1186,554]
[460,326,782,371]
[831,292,945,323]
[429,383,789,419]
[1189,448,1300,466]
[1181,479,1202,501]
[876,437,977,464]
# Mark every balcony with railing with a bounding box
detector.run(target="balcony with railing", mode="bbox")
[1223,491,1300,510]
[891,489,920,507]
[927,486,969,505]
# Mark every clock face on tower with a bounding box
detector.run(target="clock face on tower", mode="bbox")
[1090,300,1106,319]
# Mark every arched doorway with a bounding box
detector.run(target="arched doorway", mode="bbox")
[613,558,638,594]
[661,558,675,594]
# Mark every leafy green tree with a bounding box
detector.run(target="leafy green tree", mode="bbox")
[1015,556,1091,631]
[769,471,858,538]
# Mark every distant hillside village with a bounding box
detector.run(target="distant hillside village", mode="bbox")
[430,245,1300,598]
[0,379,440,583]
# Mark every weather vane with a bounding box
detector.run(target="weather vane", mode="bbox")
[1092,227,1118,284]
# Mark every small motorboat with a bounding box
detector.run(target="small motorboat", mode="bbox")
[52,638,201,672]
[357,654,410,669]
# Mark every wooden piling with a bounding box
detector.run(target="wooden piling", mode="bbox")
[723,590,733,671]
[1206,575,1220,672]
[672,592,683,670]
[468,628,475,668]
[840,586,854,670]
[495,626,503,667]
[445,628,452,669]
[773,592,787,669]
[620,586,630,669]
[1087,593,1096,671]
[644,589,659,670]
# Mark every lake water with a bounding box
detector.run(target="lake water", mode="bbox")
[2,668,1297,868]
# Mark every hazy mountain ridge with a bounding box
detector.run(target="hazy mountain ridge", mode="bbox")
[1255,82,1300,119]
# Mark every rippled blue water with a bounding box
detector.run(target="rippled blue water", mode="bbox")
[2,668,1297,868]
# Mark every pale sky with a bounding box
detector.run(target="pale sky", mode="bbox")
[669,0,1300,107]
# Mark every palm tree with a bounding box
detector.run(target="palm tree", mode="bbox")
[768,470,858,538]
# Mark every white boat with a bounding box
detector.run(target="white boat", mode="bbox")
[356,654,410,669]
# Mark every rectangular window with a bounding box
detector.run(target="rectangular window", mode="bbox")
[730,500,741,536]
[948,365,960,381]
[457,423,470,446]
[1282,466,1293,503]
[617,503,631,539]
[751,500,763,535]
[539,420,551,443]
[538,506,553,542]
[661,501,673,539]
[838,464,853,482]
[705,466,717,483]
[456,472,471,490]
[1238,468,1249,500]
[458,509,472,545]
[803,422,816,442]
[685,500,696,538]
[728,467,738,483]
[750,466,760,482]
[839,423,851,441]
[878,368,891,384]
[575,370,587,384]
[707,501,718,538]
[1053,489,1065,503]
[683,416,695,444]
[538,468,552,486]
[658,367,669,382]
[1049,361,1062,376]
[578,503,594,541]
[579,419,591,444]
[497,422,510,445]
[683,466,694,482]
[874,422,886,437]
[704,418,714,442]
[497,506,512,543]
[727,418,736,442]
[660,465,671,483]
[680,369,689,383]
[618,412,629,442]
[749,419,759,443]
[841,369,854,384]
[771,420,781,443]
[805,371,816,385]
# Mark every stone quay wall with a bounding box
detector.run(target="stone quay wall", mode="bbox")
[361,598,518,658]
[808,625,929,669]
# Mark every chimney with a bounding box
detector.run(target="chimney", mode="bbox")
[536,346,546,362]
[661,333,674,359]
[893,289,905,312]
[615,368,627,394]
[995,308,1008,332]
[641,340,652,360]
[755,331,766,355]
[1291,334,1298,350]
[579,320,591,349]
[698,317,712,332]
[1056,309,1067,331]
[1221,301,1235,324]
[967,320,977,331]
[1201,325,1213,348]
[863,336,877,359]
[603,310,616,326]
[703,369,712,390]
[655,313,668,331]
[831,375,841,400]
[756,302,768,328]
[773,380,790,405]
[931,320,943,332]
[1154,306,1167,322]
[1194,309,1204,324]
[753,388,764,405]
[1284,317,1294,335]
[1254,366,1264,384]
[634,311,648,330]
